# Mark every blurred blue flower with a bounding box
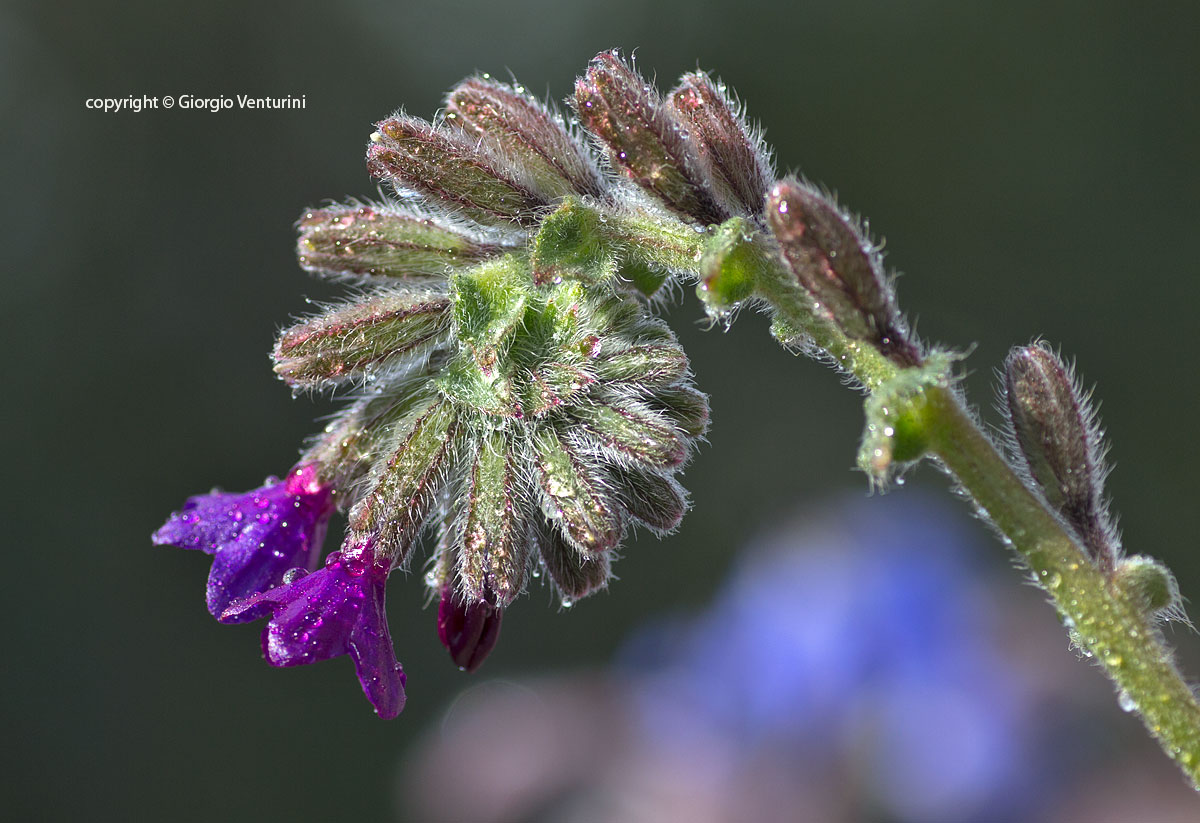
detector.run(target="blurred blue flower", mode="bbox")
[619,493,1044,822]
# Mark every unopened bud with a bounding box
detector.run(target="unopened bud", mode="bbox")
[296,203,503,281]
[459,431,532,606]
[273,289,452,388]
[668,72,773,218]
[610,464,687,534]
[535,520,611,603]
[573,50,724,225]
[1003,344,1117,570]
[446,76,604,200]
[437,581,503,672]
[348,399,462,565]
[367,116,549,227]
[766,179,918,366]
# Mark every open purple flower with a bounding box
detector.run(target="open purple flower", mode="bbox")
[221,544,407,718]
[153,464,335,619]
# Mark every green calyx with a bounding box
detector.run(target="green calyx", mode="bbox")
[531,197,703,298]
[857,351,956,482]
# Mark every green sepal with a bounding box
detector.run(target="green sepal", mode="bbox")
[451,257,530,350]
[435,352,515,418]
[697,217,770,314]
[531,198,616,287]
[1114,555,1181,618]
[857,351,954,482]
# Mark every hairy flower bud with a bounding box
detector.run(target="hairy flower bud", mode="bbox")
[573,50,725,225]
[766,179,918,366]
[367,116,550,227]
[296,202,504,281]
[445,76,605,200]
[348,398,463,565]
[668,72,773,219]
[457,430,532,605]
[534,519,611,604]
[1003,343,1117,570]
[273,287,453,388]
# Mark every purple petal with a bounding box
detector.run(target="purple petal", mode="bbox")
[221,548,407,718]
[154,465,335,618]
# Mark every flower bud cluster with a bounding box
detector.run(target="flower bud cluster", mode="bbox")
[156,65,717,717]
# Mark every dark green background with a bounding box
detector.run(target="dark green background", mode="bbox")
[6,1,1200,819]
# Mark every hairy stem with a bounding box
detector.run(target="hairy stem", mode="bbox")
[923,386,1200,784]
[748,245,1200,783]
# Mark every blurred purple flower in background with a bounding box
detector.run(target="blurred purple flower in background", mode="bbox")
[402,493,1196,822]
[618,494,1039,822]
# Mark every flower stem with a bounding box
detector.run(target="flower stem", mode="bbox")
[760,259,1200,785]
[923,385,1200,785]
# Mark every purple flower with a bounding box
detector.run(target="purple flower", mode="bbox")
[153,464,335,618]
[221,544,407,718]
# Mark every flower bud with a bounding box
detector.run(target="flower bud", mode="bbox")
[644,385,710,438]
[445,76,604,200]
[610,464,687,534]
[437,581,503,673]
[593,344,688,388]
[348,398,462,565]
[296,202,503,281]
[668,72,773,218]
[458,431,532,606]
[534,520,611,603]
[573,50,724,225]
[766,179,918,366]
[273,288,452,388]
[570,397,686,469]
[533,427,624,555]
[367,116,549,227]
[1003,344,1117,570]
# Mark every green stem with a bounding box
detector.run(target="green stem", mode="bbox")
[923,385,1200,784]
[761,254,1200,785]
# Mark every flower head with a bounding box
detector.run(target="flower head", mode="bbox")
[221,542,406,719]
[156,57,717,717]
[153,464,334,618]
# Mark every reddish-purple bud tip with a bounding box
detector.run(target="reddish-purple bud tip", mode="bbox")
[437,583,503,672]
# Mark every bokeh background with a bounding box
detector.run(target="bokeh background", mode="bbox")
[5,0,1200,820]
